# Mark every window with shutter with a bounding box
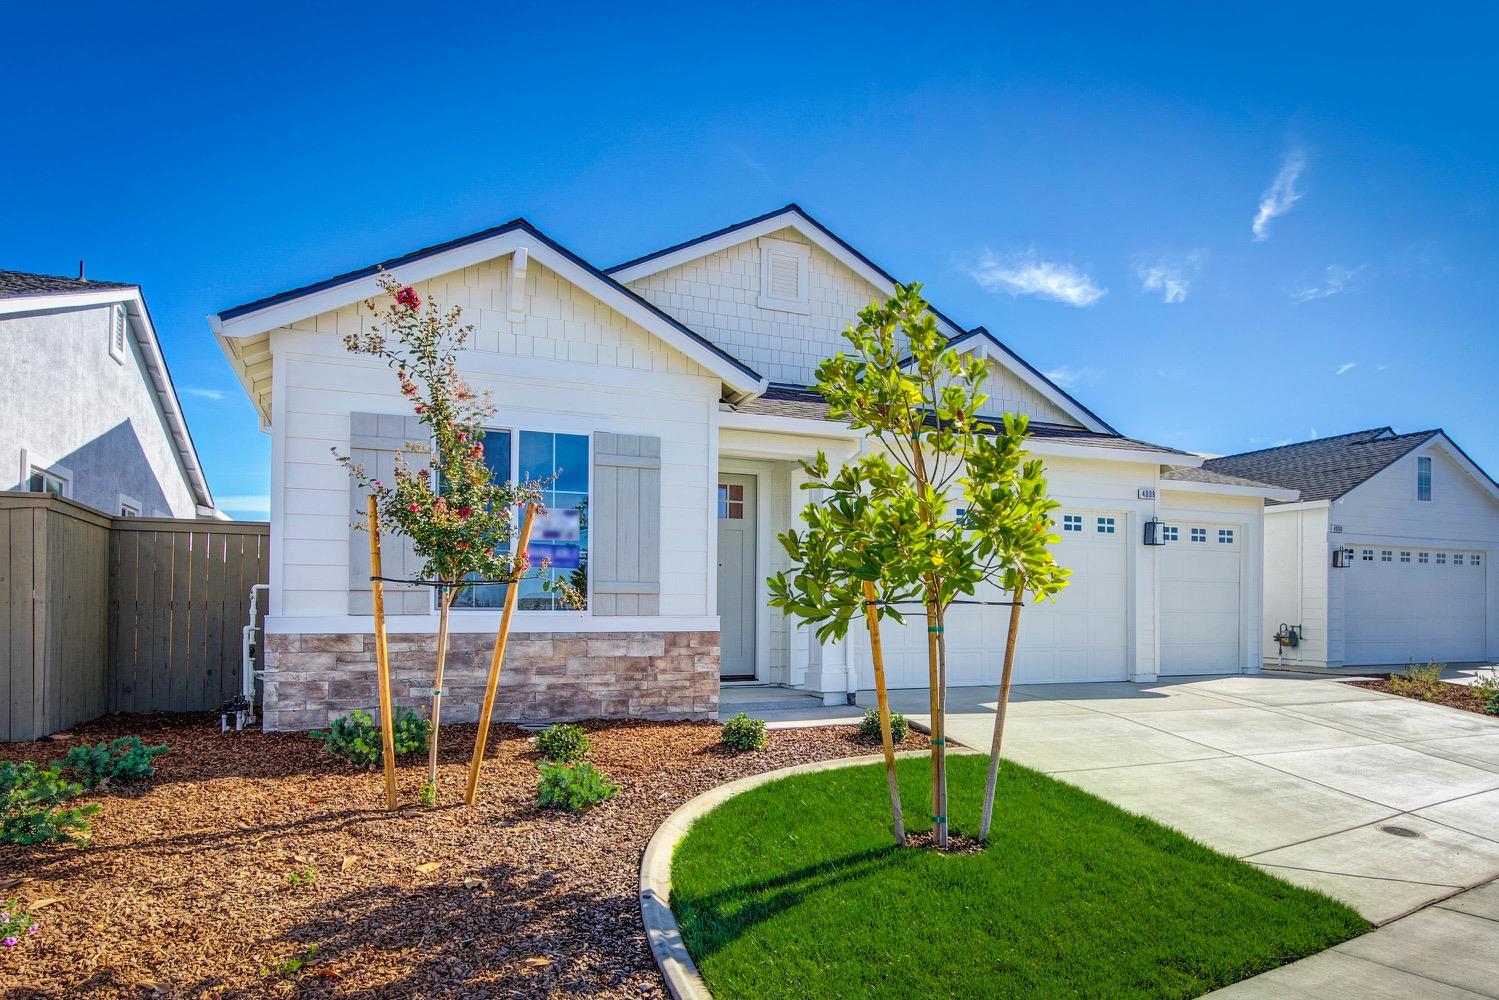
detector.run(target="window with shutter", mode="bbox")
[590,432,661,615]
[757,237,810,314]
[347,412,430,615]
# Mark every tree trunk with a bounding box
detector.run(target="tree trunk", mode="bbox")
[979,584,1025,842]
[926,596,948,849]
[427,588,454,790]
[862,581,905,845]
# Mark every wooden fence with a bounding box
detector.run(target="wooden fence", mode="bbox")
[0,494,268,742]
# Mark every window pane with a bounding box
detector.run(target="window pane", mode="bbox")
[553,434,589,492]
[519,431,554,484]
[480,429,512,484]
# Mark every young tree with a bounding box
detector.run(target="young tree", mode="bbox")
[338,274,543,802]
[770,283,1067,849]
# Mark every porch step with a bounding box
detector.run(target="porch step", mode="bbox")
[719,685,829,715]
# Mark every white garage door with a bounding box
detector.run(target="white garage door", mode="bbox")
[1159,521,1242,675]
[844,508,1130,687]
[1344,546,1487,665]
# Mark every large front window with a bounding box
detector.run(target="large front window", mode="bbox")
[451,429,589,611]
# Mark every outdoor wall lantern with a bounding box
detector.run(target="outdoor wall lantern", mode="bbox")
[1332,546,1354,568]
[1143,517,1168,546]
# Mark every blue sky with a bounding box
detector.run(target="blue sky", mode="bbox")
[4,2,1496,519]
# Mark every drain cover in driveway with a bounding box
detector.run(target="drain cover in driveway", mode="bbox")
[1379,825,1421,838]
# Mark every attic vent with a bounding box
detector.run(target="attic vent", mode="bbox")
[757,237,810,314]
[109,303,128,363]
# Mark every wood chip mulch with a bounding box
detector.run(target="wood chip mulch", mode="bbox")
[1,714,923,999]
[1350,676,1497,715]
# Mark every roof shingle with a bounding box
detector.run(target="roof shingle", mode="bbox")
[0,269,133,299]
[1201,428,1440,502]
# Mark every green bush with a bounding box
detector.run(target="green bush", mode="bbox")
[534,723,590,763]
[57,736,168,788]
[721,712,767,752]
[0,761,99,846]
[857,706,910,744]
[536,760,618,812]
[1389,659,1445,701]
[313,708,429,768]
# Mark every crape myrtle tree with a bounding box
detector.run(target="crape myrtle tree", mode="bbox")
[338,274,544,802]
[769,283,1068,849]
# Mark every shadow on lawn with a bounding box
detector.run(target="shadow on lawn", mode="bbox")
[672,845,908,960]
[179,860,656,999]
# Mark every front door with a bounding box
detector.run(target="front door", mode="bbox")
[716,474,757,680]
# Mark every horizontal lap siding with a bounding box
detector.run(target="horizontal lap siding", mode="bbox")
[272,257,720,624]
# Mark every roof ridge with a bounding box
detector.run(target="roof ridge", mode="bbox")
[1206,426,1393,463]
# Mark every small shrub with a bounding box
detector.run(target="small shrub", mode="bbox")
[57,736,168,788]
[418,780,437,807]
[857,707,910,744]
[1389,659,1445,701]
[263,943,319,979]
[313,708,430,768]
[721,712,767,752]
[1,901,40,950]
[1472,669,1499,716]
[536,760,618,812]
[287,869,316,889]
[534,723,590,763]
[0,761,99,846]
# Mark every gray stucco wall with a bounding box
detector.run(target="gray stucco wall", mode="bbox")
[0,302,198,517]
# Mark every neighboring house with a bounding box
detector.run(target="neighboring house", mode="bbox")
[1,270,218,519]
[211,205,1292,731]
[1204,428,1499,668]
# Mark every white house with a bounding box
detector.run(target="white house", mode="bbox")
[211,205,1292,730]
[1,270,218,519]
[1204,428,1499,669]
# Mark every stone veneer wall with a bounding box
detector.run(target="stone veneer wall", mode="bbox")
[261,631,720,732]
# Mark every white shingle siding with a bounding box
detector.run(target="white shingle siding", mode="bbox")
[267,258,720,627]
[976,362,1075,426]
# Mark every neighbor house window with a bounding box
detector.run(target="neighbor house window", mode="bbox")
[451,429,589,612]
[1381,550,1392,562]
[1418,552,1429,563]
[1191,528,1207,543]
[1436,553,1447,565]
[1062,514,1083,532]
[27,466,69,497]
[1218,529,1234,544]
[1416,456,1432,501]
[1400,551,1411,563]
[1474,554,1483,567]
[118,494,142,517]
[1096,516,1116,534]
[1361,549,1374,561]
[1454,554,1465,566]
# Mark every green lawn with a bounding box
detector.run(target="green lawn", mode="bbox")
[670,755,1368,1000]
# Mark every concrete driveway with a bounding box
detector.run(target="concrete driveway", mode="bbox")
[874,673,1499,925]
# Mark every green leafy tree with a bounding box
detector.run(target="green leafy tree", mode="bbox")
[769,283,1068,849]
[337,273,544,796]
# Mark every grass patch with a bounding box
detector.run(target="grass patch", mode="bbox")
[671,755,1367,1000]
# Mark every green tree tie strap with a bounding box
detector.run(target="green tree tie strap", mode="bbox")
[928,625,944,634]
[931,815,946,823]
[930,737,946,746]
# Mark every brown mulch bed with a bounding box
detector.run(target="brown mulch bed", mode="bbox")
[2,714,923,999]
[1350,676,1496,715]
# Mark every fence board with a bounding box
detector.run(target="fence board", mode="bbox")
[0,495,268,740]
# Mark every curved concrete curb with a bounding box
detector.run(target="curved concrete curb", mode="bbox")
[639,748,973,999]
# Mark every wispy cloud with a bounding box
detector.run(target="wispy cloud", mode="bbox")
[1043,365,1102,388]
[1252,150,1306,241]
[1334,362,1357,376]
[216,494,270,514]
[970,252,1106,307]
[1293,264,1366,301]
[1136,251,1206,304]
[186,387,226,400]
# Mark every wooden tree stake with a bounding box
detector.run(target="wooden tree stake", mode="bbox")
[863,581,906,844]
[979,584,1025,842]
[368,495,398,810]
[464,503,539,806]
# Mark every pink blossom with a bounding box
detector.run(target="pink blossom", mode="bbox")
[408,503,420,513]
[395,286,421,310]
[2,938,15,948]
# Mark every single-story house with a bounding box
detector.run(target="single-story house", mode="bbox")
[212,205,1293,730]
[1203,428,1499,669]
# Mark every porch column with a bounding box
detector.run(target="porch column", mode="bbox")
[787,463,812,687]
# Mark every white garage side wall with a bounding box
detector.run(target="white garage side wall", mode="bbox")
[264,259,723,635]
[1159,491,1267,674]
[1331,443,1499,662]
[1261,505,1334,667]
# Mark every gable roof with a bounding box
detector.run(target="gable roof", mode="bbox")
[211,218,766,403]
[1202,427,1448,503]
[0,269,133,299]
[0,271,218,514]
[607,203,1115,435]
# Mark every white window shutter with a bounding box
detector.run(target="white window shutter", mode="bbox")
[591,432,661,615]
